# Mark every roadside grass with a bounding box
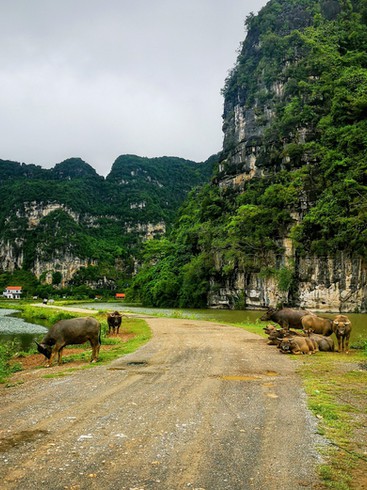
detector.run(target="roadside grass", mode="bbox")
[0,342,23,383]
[297,350,367,489]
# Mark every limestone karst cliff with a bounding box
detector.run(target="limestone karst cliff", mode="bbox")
[211,0,367,311]
[0,155,214,292]
[128,0,367,312]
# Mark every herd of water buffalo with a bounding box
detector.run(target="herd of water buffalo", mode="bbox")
[260,307,352,355]
[34,307,352,368]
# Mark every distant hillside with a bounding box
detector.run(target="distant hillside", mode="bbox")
[0,154,215,296]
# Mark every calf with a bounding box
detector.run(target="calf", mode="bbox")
[279,336,318,355]
[332,315,352,353]
[107,311,122,335]
[36,317,101,367]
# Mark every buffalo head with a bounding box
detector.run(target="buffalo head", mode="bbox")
[35,340,52,359]
[260,307,277,322]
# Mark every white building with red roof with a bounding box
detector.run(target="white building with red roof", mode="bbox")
[3,286,23,299]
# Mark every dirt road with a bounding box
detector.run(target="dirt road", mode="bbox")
[0,317,323,489]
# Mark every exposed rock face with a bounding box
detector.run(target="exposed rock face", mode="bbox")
[126,221,166,240]
[19,202,80,228]
[0,201,167,285]
[208,254,367,313]
[212,1,367,312]
[0,240,24,272]
[296,255,367,313]
[33,255,95,287]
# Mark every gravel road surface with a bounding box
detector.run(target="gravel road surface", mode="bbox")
[0,316,324,489]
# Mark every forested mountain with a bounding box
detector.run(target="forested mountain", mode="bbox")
[130,0,367,312]
[0,155,214,297]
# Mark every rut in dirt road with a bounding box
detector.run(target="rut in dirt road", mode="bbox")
[0,317,324,490]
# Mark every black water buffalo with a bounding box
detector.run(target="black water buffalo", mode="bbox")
[107,311,122,335]
[260,307,313,329]
[332,315,352,353]
[301,314,334,336]
[36,317,101,367]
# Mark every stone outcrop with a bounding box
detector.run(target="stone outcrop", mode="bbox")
[208,254,367,313]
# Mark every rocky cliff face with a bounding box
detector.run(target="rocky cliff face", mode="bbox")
[212,0,367,312]
[0,201,168,286]
[208,253,367,313]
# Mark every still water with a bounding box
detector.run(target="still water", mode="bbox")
[0,309,48,351]
[69,302,367,343]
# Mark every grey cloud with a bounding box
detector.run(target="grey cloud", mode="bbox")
[0,0,268,176]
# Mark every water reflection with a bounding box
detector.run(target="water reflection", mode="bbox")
[0,309,48,351]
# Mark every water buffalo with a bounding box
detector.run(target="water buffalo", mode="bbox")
[301,314,334,336]
[264,325,304,346]
[260,307,313,329]
[36,317,101,367]
[332,315,352,353]
[279,336,318,355]
[303,329,335,352]
[107,311,122,335]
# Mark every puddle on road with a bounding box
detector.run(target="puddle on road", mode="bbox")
[264,370,279,377]
[0,429,49,452]
[221,375,260,381]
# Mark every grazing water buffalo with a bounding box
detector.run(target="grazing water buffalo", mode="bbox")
[260,307,313,329]
[36,317,101,367]
[332,315,352,353]
[107,311,122,335]
[301,314,334,336]
[279,336,318,355]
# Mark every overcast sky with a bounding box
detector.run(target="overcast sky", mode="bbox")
[0,0,268,176]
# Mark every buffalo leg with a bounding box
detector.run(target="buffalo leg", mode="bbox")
[345,335,350,354]
[57,347,65,365]
[90,341,100,362]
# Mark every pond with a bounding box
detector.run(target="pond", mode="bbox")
[69,302,367,344]
[0,309,48,351]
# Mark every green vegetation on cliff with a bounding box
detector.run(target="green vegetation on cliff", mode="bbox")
[0,155,214,296]
[130,0,367,308]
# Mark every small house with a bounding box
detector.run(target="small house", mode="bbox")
[115,293,126,299]
[3,286,23,300]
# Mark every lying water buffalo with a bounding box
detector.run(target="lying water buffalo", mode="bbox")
[279,336,318,355]
[260,307,313,329]
[263,325,304,346]
[303,329,335,352]
[36,317,101,367]
[107,311,122,335]
[332,315,352,353]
